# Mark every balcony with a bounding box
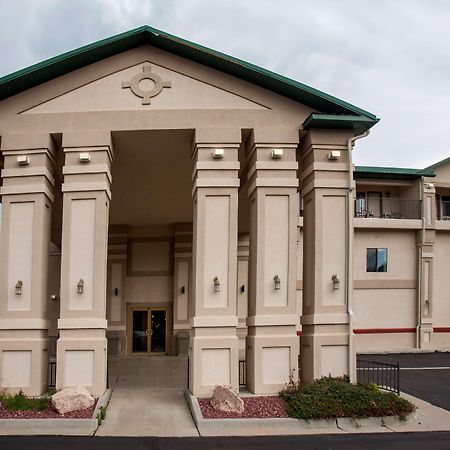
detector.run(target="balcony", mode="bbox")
[355,198,421,219]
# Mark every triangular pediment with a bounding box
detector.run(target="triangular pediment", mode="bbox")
[23,61,267,114]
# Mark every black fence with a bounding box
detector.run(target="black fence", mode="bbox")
[355,198,421,219]
[48,360,56,389]
[356,359,400,395]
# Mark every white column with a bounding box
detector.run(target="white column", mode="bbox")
[56,131,112,397]
[0,133,56,395]
[246,128,300,394]
[189,128,240,396]
[299,129,354,383]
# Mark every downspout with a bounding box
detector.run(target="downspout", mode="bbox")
[347,130,369,382]
[416,177,425,348]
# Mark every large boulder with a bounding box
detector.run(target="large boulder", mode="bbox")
[51,386,94,414]
[210,385,244,414]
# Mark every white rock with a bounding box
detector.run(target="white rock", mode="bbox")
[51,386,94,414]
[211,385,244,414]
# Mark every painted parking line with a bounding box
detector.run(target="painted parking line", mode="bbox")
[399,367,450,370]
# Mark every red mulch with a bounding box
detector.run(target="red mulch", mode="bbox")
[199,396,288,419]
[0,400,97,419]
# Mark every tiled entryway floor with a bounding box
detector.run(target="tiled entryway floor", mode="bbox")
[96,356,198,437]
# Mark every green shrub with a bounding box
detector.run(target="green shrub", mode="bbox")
[0,391,49,411]
[279,376,415,420]
[96,405,107,424]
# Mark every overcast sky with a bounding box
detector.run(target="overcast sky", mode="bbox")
[0,0,449,168]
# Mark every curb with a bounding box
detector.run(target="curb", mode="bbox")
[184,389,412,437]
[0,388,112,436]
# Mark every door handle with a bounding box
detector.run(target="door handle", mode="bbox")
[146,329,153,336]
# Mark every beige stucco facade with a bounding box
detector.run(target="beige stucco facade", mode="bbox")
[0,29,448,398]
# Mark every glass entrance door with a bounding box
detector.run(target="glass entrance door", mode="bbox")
[131,308,167,354]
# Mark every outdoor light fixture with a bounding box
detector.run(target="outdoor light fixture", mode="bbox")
[114,288,119,296]
[17,155,29,165]
[271,148,283,159]
[50,294,58,301]
[328,150,341,160]
[180,286,186,295]
[240,284,245,293]
[212,148,224,159]
[425,183,435,189]
[79,152,91,163]
[332,274,340,290]
[213,276,220,293]
[15,280,23,295]
[77,279,84,294]
[274,275,281,290]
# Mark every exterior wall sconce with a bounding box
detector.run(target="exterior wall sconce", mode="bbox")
[114,288,119,296]
[50,294,58,301]
[274,275,281,290]
[17,155,30,165]
[180,286,186,295]
[271,148,283,159]
[213,276,220,293]
[332,274,340,290]
[328,150,341,160]
[212,148,224,159]
[240,284,245,293]
[79,152,91,163]
[77,279,84,294]
[15,280,23,295]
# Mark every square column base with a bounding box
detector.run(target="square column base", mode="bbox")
[0,330,49,395]
[301,324,350,384]
[246,326,299,394]
[56,329,107,397]
[419,324,434,349]
[189,327,239,397]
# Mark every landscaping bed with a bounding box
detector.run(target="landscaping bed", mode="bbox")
[199,396,288,419]
[0,391,96,419]
[199,377,415,421]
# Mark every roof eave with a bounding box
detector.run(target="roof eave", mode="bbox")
[302,113,379,134]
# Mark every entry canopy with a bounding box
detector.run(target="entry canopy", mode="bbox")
[0,25,378,132]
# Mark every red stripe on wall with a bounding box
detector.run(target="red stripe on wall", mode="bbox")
[353,328,416,335]
[433,327,450,333]
[296,331,303,336]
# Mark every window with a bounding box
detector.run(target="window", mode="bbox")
[367,248,387,272]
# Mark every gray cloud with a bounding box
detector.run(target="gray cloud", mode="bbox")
[0,0,449,167]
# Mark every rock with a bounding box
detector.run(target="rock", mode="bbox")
[210,385,244,414]
[51,386,94,414]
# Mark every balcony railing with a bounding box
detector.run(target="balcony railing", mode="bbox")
[437,201,450,220]
[355,198,421,219]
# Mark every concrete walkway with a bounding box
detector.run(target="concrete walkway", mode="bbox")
[96,356,199,437]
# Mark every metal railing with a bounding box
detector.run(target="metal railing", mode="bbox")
[355,198,421,219]
[437,200,450,220]
[239,360,246,387]
[356,359,400,395]
[48,360,56,389]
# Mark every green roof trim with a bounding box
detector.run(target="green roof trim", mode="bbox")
[302,113,379,133]
[355,165,435,179]
[0,25,378,123]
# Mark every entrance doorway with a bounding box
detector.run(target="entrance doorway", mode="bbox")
[131,308,167,354]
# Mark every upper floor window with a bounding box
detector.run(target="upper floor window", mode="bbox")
[367,248,387,272]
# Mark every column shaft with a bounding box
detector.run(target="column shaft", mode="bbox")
[56,131,112,396]
[189,128,240,396]
[246,128,299,394]
[0,133,56,395]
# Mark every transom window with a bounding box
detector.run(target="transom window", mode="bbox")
[366,248,388,272]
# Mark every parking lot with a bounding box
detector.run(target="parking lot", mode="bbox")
[358,352,450,411]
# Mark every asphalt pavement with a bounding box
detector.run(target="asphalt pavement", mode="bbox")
[1,432,450,450]
[358,352,450,411]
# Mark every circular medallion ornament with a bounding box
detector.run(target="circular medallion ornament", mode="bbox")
[122,65,171,104]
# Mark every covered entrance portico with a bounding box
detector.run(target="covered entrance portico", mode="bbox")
[0,26,378,399]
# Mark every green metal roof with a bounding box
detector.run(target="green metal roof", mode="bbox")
[302,113,378,134]
[355,165,435,180]
[0,25,378,129]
